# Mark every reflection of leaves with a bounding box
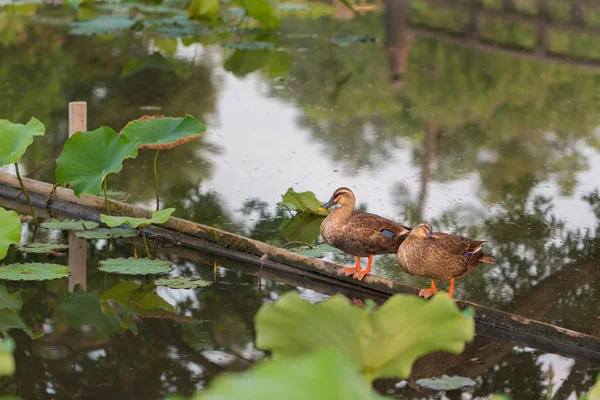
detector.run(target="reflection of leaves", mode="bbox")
[416,375,476,390]
[0,285,42,339]
[280,187,328,216]
[0,208,22,261]
[281,212,324,245]
[99,257,173,275]
[0,264,70,281]
[0,337,15,377]
[188,0,219,20]
[232,0,278,29]
[57,289,125,334]
[289,243,340,258]
[0,286,21,311]
[255,292,474,381]
[74,228,139,239]
[101,282,175,314]
[121,52,175,77]
[332,35,376,45]
[194,349,383,400]
[0,117,45,166]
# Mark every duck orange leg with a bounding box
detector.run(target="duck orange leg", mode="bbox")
[446,278,455,297]
[341,257,362,276]
[353,255,373,281]
[419,280,437,299]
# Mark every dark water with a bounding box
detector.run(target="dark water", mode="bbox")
[1,0,600,397]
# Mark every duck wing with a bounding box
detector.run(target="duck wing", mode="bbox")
[346,212,410,237]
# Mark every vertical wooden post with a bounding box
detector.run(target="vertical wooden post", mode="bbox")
[535,0,550,55]
[68,101,87,292]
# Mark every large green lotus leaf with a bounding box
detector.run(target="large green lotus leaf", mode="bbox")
[0,264,70,281]
[281,212,324,246]
[0,208,21,261]
[99,257,172,275]
[0,117,45,166]
[416,375,476,391]
[155,276,212,289]
[56,289,124,334]
[232,0,278,29]
[0,286,21,311]
[17,242,68,254]
[74,228,139,239]
[255,292,474,381]
[69,15,140,35]
[0,337,15,377]
[120,115,206,149]
[100,208,175,228]
[281,187,328,216]
[193,349,384,400]
[101,282,175,314]
[55,127,139,197]
[40,218,99,231]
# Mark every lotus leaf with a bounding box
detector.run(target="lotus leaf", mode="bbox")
[100,208,175,228]
[41,218,99,231]
[232,0,278,29]
[255,292,474,382]
[17,242,68,254]
[120,115,206,149]
[0,208,22,261]
[416,375,477,391]
[222,41,275,50]
[98,257,173,275]
[193,349,384,400]
[281,187,328,216]
[55,127,139,197]
[281,212,324,245]
[0,264,70,281]
[74,228,139,239]
[155,276,212,289]
[0,117,45,166]
[69,15,140,35]
[101,282,175,314]
[0,286,22,311]
[56,289,124,334]
[0,338,15,376]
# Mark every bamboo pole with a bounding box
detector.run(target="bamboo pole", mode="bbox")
[67,101,87,291]
[0,172,598,360]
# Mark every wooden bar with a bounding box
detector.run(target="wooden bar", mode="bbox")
[68,102,87,137]
[0,172,598,361]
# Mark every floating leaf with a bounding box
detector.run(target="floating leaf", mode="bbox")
[255,292,474,381]
[0,208,22,261]
[0,337,15,377]
[99,257,173,275]
[232,0,278,29]
[416,375,477,391]
[0,286,22,311]
[69,15,140,35]
[155,276,212,289]
[281,188,328,216]
[55,127,139,197]
[223,41,275,50]
[332,35,376,46]
[194,349,383,400]
[0,117,45,166]
[281,212,324,246]
[41,218,99,231]
[74,228,139,239]
[101,208,175,229]
[0,264,70,281]
[120,115,206,149]
[17,242,68,254]
[121,52,175,77]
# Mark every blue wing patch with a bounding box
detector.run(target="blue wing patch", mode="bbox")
[463,251,473,257]
[380,229,396,238]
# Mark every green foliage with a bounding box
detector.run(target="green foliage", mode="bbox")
[416,375,477,390]
[74,227,139,239]
[281,212,324,245]
[289,243,340,258]
[55,126,139,197]
[120,115,206,149]
[0,285,42,338]
[0,208,22,261]
[41,218,99,231]
[222,41,275,50]
[155,276,212,289]
[0,286,22,311]
[0,337,15,377]
[101,282,175,314]
[98,257,173,275]
[223,48,293,78]
[121,52,175,77]
[188,0,219,20]
[70,15,140,35]
[332,35,376,45]
[232,0,278,29]
[0,117,45,166]
[580,373,600,400]
[17,242,68,254]
[192,349,384,400]
[57,289,125,334]
[100,208,175,228]
[280,187,328,216]
[0,263,70,281]
[255,292,474,382]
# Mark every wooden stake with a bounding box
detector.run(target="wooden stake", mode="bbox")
[68,101,87,137]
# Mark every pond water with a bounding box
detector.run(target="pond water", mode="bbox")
[1,0,600,398]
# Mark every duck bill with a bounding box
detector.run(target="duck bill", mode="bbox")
[318,198,336,211]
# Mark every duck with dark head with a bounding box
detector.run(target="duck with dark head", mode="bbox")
[318,187,411,280]
[397,223,495,299]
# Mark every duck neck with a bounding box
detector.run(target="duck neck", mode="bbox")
[328,203,353,222]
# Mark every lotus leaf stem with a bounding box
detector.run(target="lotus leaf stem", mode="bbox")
[14,162,37,226]
[153,149,160,211]
[103,178,110,215]
[140,229,152,258]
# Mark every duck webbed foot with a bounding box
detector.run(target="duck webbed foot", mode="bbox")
[352,255,374,281]
[341,257,363,276]
[418,280,437,299]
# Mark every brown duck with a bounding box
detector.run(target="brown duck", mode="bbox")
[318,187,411,280]
[397,223,495,298]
